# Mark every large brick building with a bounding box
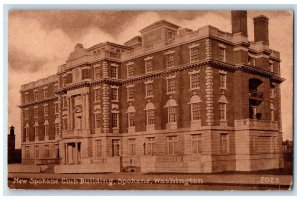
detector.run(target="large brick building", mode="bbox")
[19,11,284,173]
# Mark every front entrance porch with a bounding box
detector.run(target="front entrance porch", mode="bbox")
[64,142,81,164]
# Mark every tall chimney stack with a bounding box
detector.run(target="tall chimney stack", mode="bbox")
[10,125,15,136]
[253,15,269,44]
[231,10,248,36]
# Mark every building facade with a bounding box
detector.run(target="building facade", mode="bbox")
[19,11,284,173]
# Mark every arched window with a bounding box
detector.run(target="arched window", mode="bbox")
[165,99,178,123]
[219,95,228,121]
[34,121,39,140]
[270,103,275,121]
[127,105,136,128]
[145,102,155,126]
[189,95,202,121]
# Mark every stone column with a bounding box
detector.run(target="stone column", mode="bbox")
[102,84,110,133]
[64,143,67,164]
[205,65,214,126]
[205,38,212,60]
[85,93,90,130]
[67,97,71,130]
[82,94,86,129]
[75,142,78,164]
[70,97,73,131]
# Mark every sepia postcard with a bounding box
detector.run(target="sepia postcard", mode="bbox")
[7,9,294,191]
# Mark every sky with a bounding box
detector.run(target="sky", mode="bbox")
[8,10,293,148]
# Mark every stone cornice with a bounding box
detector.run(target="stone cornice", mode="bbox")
[239,65,285,83]
[53,59,284,94]
[19,97,58,108]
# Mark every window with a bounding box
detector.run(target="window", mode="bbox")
[24,124,30,139]
[111,65,118,78]
[24,109,29,120]
[190,73,200,89]
[44,124,49,137]
[62,96,68,108]
[43,105,48,116]
[82,68,90,80]
[167,78,175,93]
[145,83,153,97]
[146,110,155,126]
[219,73,227,89]
[43,88,48,99]
[127,87,134,101]
[191,103,201,121]
[94,66,101,80]
[191,134,202,154]
[25,146,30,159]
[166,53,175,68]
[34,107,38,118]
[55,123,59,135]
[127,64,134,77]
[146,137,155,156]
[34,125,39,139]
[168,107,177,123]
[127,106,136,128]
[128,112,135,128]
[219,95,228,121]
[165,99,178,123]
[190,47,200,62]
[34,145,39,158]
[44,145,49,158]
[220,133,229,153]
[95,113,101,128]
[94,88,101,102]
[95,140,102,157]
[67,73,73,84]
[145,103,155,126]
[34,90,38,101]
[219,47,226,62]
[167,136,177,155]
[111,88,118,101]
[145,59,153,73]
[128,139,136,156]
[112,113,119,128]
[24,93,29,103]
[63,118,68,130]
[219,103,226,120]
[112,140,120,157]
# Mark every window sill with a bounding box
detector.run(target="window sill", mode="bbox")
[112,100,119,103]
[189,87,200,91]
[127,99,134,102]
[145,95,153,99]
[220,87,228,90]
[166,92,175,95]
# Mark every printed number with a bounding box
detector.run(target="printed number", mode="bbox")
[260,177,279,184]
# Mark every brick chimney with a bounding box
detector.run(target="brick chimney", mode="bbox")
[253,15,269,44]
[231,10,248,36]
